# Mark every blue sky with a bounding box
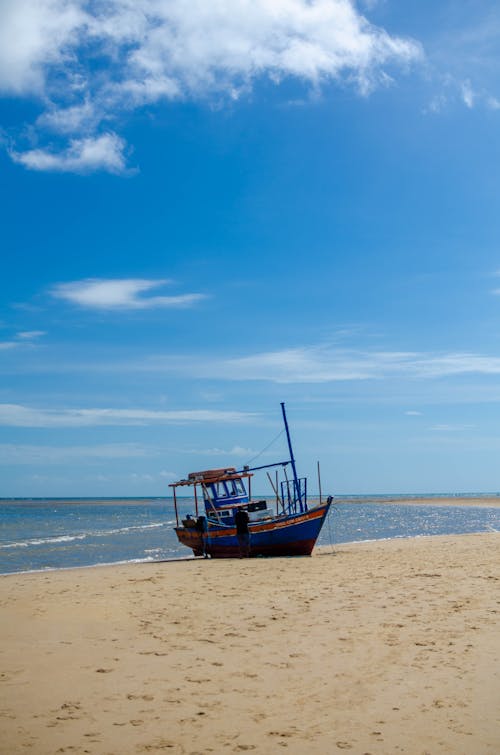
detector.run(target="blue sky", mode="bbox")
[2,0,500,497]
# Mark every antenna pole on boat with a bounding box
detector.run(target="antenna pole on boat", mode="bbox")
[317,461,322,505]
[281,402,302,508]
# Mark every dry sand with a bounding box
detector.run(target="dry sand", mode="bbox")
[1,533,499,755]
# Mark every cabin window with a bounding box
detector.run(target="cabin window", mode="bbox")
[205,479,246,501]
[226,478,246,496]
[210,482,228,498]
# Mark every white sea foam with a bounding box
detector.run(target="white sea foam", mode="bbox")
[0,521,167,550]
[2,554,196,576]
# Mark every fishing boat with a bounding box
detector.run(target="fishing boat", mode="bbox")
[170,403,332,558]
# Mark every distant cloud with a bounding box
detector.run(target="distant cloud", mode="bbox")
[423,8,500,114]
[16,331,46,340]
[0,0,422,173]
[424,76,500,115]
[0,330,45,349]
[405,410,422,416]
[144,345,500,383]
[460,79,475,109]
[430,424,474,433]
[208,347,500,382]
[0,404,256,428]
[0,443,155,464]
[10,133,128,174]
[50,278,207,310]
[189,445,256,458]
[159,470,177,480]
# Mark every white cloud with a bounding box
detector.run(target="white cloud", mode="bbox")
[430,424,474,433]
[0,443,155,464]
[50,277,207,310]
[16,331,46,340]
[36,99,100,135]
[189,445,256,457]
[0,404,256,428]
[10,133,128,174]
[10,342,500,384]
[223,347,500,382]
[0,330,46,349]
[160,470,177,479]
[0,0,86,95]
[405,410,422,416]
[422,8,500,114]
[460,79,475,108]
[143,345,500,383]
[0,0,422,172]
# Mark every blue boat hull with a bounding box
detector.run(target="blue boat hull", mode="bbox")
[175,500,331,558]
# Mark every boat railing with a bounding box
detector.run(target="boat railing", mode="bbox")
[281,476,308,514]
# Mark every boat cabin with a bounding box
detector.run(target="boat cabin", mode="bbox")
[170,467,275,528]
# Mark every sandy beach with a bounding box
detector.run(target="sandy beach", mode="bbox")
[1,533,498,754]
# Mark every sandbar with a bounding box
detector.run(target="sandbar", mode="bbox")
[337,496,500,508]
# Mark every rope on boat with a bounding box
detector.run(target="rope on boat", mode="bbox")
[244,428,285,467]
[325,500,338,554]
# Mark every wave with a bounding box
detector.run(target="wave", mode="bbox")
[1,553,196,576]
[0,521,169,550]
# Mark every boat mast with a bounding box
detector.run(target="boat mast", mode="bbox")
[281,402,302,508]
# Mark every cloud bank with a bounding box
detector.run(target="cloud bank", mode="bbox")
[0,442,155,464]
[0,0,422,172]
[143,345,500,383]
[0,404,256,428]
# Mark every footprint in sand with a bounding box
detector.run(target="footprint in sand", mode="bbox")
[127,694,154,701]
[139,739,176,751]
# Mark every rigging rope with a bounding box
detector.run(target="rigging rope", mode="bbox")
[245,428,286,467]
[326,502,337,554]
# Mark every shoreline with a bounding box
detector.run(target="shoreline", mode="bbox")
[1,532,498,754]
[2,527,499,578]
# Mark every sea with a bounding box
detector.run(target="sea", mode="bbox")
[1,495,499,575]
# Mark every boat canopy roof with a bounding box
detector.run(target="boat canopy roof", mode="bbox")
[169,467,253,489]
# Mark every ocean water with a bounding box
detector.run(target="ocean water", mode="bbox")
[1,496,499,575]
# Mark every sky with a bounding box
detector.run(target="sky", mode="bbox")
[1,0,500,497]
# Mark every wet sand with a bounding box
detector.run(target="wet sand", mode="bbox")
[0,533,499,754]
